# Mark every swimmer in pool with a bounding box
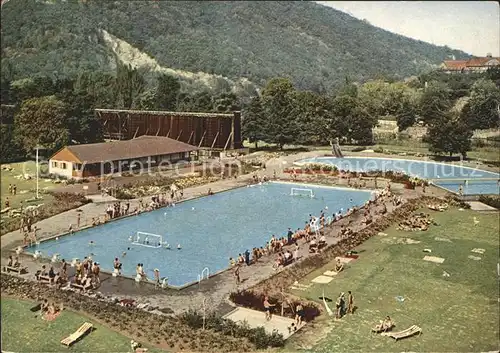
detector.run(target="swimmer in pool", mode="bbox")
[177,244,182,250]
[164,243,171,249]
[89,240,95,246]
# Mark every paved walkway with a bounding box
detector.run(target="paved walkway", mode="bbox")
[467,201,498,211]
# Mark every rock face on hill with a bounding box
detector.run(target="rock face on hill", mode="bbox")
[1,0,468,90]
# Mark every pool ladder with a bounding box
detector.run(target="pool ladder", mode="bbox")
[198,267,210,287]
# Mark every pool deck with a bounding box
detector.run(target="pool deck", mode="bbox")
[1,150,452,317]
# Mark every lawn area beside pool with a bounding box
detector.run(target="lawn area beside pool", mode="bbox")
[1,161,56,210]
[1,297,164,352]
[286,208,499,352]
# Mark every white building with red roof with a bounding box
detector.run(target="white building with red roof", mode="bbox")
[440,54,500,73]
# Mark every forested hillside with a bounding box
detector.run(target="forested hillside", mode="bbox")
[1,0,468,91]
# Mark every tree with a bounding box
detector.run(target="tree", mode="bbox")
[330,95,376,145]
[461,79,500,130]
[1,76,12,105]
[10,76,56,103]
[486,66,500,88]
[395,97,418,132]
[0,123,25,163]
[395,88,420,131]
[260,78,298,149]
[426,115,473,158]
[419,81,452,124]
[14,96,69,154]
[242,96,266,148]
[155,74,181,111]
[74,71,117,109]
[212,92,238,112]
[137,89,157,110]
[62,90,103,144]
[115,63,146,109]
[293,90,332,145]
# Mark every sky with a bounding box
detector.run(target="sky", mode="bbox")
[316,1,500,57]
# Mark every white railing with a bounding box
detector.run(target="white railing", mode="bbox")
[198,267,210,286]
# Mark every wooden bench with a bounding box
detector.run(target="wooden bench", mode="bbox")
[38,275,51,283]
[384,325,422,341]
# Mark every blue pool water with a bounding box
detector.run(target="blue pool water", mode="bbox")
[297,157,499,195]
[30,182,371,287]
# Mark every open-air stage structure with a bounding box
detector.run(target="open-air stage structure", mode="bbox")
[96,109,244,153]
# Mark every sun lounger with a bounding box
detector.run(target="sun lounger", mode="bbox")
[4,266,27,274]
[385,325,421,340]
[61,322,93,346]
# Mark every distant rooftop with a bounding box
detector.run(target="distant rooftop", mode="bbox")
[51,136,197,164]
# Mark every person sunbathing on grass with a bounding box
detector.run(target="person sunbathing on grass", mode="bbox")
[374,316,394,332]
[334,259,344,273]
[41,299,49,313]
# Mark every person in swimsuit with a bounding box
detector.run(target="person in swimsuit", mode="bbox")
[60,259,68,281]
[153,269,160,289]
[264,296,276,321]
[234,264,241,284]
[347,291,354,314]
[114,258,122,274]
[295,304,305,326]
[335,293,343,319]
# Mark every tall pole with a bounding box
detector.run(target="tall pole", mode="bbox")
[36,147,39,199]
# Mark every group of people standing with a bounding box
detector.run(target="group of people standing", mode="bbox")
[335,291,355,319]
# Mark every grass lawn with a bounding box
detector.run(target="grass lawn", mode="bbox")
[1,161,56,210]
[286,208,499,352]
[1,297,165,352]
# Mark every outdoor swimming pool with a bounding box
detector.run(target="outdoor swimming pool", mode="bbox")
[297,157,499,195]
[29,182,371,287]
